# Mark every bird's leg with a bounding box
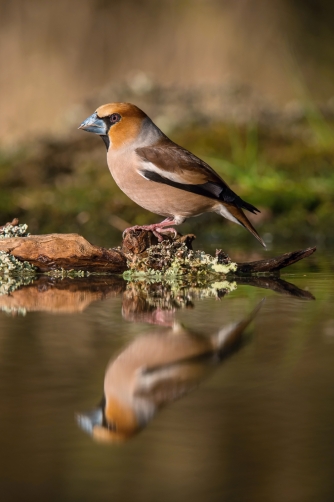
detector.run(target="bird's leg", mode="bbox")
[122,218,178,241]
[154,218,179,240]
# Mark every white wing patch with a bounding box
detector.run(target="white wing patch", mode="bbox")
[216,204,241,225]
[137,161,187,184]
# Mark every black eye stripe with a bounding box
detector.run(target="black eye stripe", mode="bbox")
[99,113,121,150]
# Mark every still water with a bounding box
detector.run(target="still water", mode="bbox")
[0,250,333,502]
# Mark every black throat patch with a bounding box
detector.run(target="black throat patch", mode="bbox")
[101,135,110,150]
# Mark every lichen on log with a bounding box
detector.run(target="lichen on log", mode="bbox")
[123,236,237,279]
[0,220,316,277]
[0,218,30,239]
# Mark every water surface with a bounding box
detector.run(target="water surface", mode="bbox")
[0,251,333,502]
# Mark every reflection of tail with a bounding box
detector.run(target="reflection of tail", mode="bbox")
[211,299,265,355]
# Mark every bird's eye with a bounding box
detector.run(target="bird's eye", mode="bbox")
[110,113,121,124]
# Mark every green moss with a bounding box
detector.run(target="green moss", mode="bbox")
[124,278,237,309]
[124,240,237,280]
[0,274,35,296]
[0,251,36,277]
[0,306,27,316]
[0,222,30,239]
[45,269,89,278]
[0,237,37,296]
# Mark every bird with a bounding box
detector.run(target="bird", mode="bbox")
[79,102,265,247]
[77,302,262,443]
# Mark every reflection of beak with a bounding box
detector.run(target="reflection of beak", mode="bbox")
[78,112,107,135]
[76,407,103,435]
[76,407,134,444]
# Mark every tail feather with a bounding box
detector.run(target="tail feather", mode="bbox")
[237,197,261,214]
[225,203,266,248]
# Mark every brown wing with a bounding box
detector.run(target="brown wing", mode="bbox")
[136,140,260,214]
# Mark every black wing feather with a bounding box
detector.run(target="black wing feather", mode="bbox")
[142,169,260,214]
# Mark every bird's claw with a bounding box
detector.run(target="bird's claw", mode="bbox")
[122,223,177,241]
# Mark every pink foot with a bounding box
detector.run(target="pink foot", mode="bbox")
[122,219,178,242]
[156,227,178,239]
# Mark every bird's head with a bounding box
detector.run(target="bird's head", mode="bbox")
[78,102,147,150]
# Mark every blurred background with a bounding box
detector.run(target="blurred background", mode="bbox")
[1,0,334,249]
[1,5,334,501]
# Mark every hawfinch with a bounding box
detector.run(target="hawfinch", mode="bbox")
[77,303,261,443]
[79,103,265,246]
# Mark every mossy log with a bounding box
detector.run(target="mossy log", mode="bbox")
[0,221,316,276]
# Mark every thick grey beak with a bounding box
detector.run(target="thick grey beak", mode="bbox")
[78,112,107,135]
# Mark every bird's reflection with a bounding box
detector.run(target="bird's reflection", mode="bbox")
[77,301,262,443]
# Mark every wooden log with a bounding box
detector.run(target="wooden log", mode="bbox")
[234,247,317,274]
[0,233,127,273]
[0,227,316,275]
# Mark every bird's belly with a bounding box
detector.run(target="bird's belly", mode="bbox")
[109,162,217,219]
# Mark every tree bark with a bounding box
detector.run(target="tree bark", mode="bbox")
[0,229,316,276]
[235,247,316,274]
[0,233,127,273]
